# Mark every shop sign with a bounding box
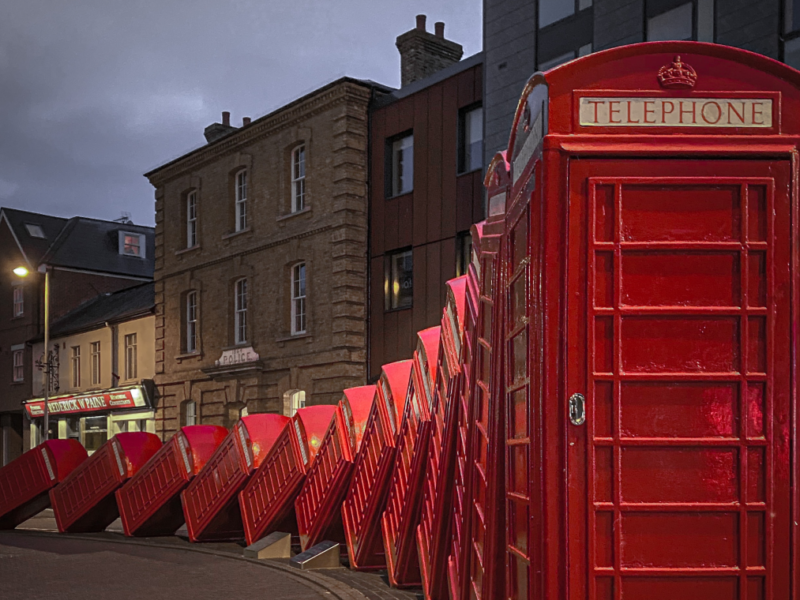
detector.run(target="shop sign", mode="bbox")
[215,346,260,367]
[25,387,148,418]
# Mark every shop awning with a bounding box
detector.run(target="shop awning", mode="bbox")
[24,385,150,418]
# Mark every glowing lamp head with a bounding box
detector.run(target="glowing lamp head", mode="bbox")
[13,266,29,277]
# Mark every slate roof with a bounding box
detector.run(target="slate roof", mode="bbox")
[46,282,155,338]
[0,208,68,264]
[40,217,154,279]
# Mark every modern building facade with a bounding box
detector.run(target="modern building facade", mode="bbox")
[483,0,792,163]
[0,209,154,464]
[27,283,156,454]
[368,17,484,381]
[146,77,389,440]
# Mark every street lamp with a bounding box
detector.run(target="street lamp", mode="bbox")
[14,264,50,442]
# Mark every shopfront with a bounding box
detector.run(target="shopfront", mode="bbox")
[25,384,155,454]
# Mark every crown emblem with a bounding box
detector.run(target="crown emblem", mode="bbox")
[657,56,697,89]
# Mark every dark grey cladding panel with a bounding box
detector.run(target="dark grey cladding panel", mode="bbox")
[716,0,779,59]
[594,0,644,50]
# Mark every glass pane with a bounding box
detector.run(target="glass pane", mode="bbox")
[539,0,575,28]
[392,135,414,195]
[786,37,800,69]
[647,3,693,41]
[391,250,413,309]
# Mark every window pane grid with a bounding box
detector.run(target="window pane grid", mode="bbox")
[71,346,81,387]
[292,263,306,334]
[12,350,23,382]
[90,341,101,385]
[186,291,198,353]
[235,279,247,344]
[292,146,306,213]
[123,235,141,256]
[236,170,247,231]
[124,334,137,380]
[185,401,197,426]
[187,191,197,248]
[13,287,23,317]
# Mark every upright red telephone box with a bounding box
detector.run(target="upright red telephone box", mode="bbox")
[500,42,798,600]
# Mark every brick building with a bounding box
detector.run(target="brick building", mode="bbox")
[368,17,484,380]
[0,209,154,464]
[483,0,793,163]
[145,78,390,439]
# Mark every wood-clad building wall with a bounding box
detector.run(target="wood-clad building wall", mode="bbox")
[369,56,484,381]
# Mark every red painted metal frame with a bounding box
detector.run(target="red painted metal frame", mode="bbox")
[239,405,337,546]
[342,360,413,570]
[0,440,87,529]
[498,42,800,600]
[381,326,441,588]
[417,277,468,600]
[295,386,377,551]
[116,425,228,537]
[50,432,161,533]
[181,414,289,542]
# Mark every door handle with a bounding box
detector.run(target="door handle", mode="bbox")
[569,393,586,426]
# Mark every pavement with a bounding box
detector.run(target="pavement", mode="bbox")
[0,510,423,600]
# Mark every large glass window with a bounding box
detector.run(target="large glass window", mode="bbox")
[12,286,23,317]
[459,106,483,173]
[291,146,306,213]
[90,341,101,385]
[235,170,248,232]
[120,232,144,257]
[235,279,248,344]
[386,249,413,310]
[539,0,592,28]
[82,416,108,455]
[291,263,306,335]
[12,349,23,382]
[647,2,693,41]
[390,134,414,196]
[70,346,81,387]
[187,191,197,248]
[124,334,137,380]
[186,291,198,353]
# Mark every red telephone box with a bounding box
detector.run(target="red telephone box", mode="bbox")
[181,414,289,542]
[381,326,440,588]
[295,385,376,551]
[498,42,798,600]
[239,404,336,546]
[417,276,468,600]
[0,440,87,530]
[50,432,162,533]
[341,359,412,570]
[448,153,510,600]
[116,425,228,537]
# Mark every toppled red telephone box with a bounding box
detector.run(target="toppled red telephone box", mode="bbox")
[181,414,289,542]
[116,425,228,537]
[341,360,412,570]
[50,433,162,533]
[295,385,376,551]
[416,275,468,600]
[0,440,87,529]
[381,326,440,588]
[239,405,337,546]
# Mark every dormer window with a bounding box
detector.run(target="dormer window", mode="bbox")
[119,231,146,258]
[25,224,45,239]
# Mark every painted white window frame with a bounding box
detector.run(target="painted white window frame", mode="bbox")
[290,390,305,417]
[186,290,198,353]
[235,170,248,232]
[185,400,197,426]
[71,346,81,388]
[235,278,248,345]
[291,145,306,213]
[12,286,23,317]
[90,341,101,385]
[124,333,137,380]
[291,263,306,335]
[119,231,146,258]
[12,348,24,382]
[187,190,198,248]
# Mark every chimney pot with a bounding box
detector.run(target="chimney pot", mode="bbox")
[435,22,445,38]
[222,111,230,126]
[416,14,426,31]
[242,117,251,126]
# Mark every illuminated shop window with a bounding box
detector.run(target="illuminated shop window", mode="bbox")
[386,249,413,310]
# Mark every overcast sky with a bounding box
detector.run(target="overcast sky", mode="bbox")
[0,0,482,226]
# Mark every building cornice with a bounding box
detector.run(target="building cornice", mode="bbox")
[146,80,374,186]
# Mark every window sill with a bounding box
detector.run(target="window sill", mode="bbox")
[175,245,201,256]
[10,380,25,386]
[384,306,412,313]
[176,351,204,361]
[386,190,413,201]
[276,206,311,221]
[222,228,251,240]
[275,333,312,342]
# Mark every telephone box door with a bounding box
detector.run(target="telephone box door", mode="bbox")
[565,158,792,600]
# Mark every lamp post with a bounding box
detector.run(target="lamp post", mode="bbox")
[13,265,50,442]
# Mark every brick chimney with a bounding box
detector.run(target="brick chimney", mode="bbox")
[203,111,239,143]
[396,15,463,87]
